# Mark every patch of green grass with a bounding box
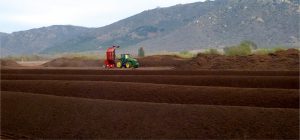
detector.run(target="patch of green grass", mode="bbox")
[175,51,197,58]
[203,48,220,55]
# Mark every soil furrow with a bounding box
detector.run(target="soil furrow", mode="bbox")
[2,74,298,89]
[1,80,298,108]
[1,69,299,76]
[2,91,298,139]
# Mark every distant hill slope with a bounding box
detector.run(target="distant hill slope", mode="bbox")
[0,25,92,56]
[134,0,300,52]
[1,0,299,56]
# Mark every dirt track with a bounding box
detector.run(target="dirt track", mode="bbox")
[1,68,299,139]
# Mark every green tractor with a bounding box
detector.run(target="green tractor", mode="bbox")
[116,54,139,68]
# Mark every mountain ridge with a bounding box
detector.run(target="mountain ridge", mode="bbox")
[1,0,299,56]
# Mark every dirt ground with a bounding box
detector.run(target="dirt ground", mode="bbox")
[1,68,299,139]
[2,74,299,89]
[178,49,299,70]
[0,59,20,67]
[40,55,185,67]
[2,91,298,139]
[1,49,299,138]
[17,61,48,67]
[2,49,299,70]
[42,57,103,67]
[137,55,187,67]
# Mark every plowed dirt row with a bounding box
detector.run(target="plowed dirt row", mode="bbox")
[2,74,298,89]
[2,92,298,139]
[0,131,31,139]
[2,80,298,108]
[1,69,299,76]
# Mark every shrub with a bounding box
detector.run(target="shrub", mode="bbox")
[224,42,252,56]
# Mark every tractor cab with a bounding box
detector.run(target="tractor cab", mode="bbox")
[120,54,130,61]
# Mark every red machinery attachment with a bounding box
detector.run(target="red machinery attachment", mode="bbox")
[104,45,119,68]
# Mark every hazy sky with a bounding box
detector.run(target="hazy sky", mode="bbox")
[0,0,203,33]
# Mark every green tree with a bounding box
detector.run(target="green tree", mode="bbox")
[138,47,145,57]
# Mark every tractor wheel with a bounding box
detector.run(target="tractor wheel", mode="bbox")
[116,62,122,68]
[125,62,131,68]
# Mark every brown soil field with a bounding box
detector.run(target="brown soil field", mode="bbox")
[1,68,299,138]
[1,79,298,108]
[0,59,20,67]
[1,69,299,76]
[137,55,187,67]
[36,49,300,70]
[179,49,299,70]
[2,91,299,139]
[17,61,48,67]
[42,55,185,67]
[2,74,299,89]
[42,57,103,67]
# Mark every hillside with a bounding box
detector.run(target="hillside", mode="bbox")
[0,26,92,56]
[0,0,299,56]
[134,0,300,53]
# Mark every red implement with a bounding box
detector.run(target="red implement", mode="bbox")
[104,46,119,68]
